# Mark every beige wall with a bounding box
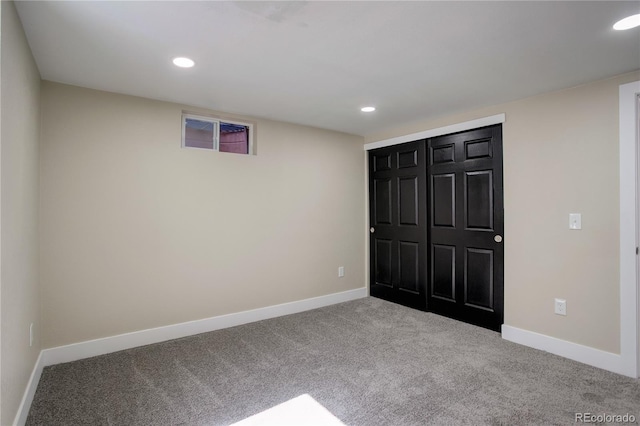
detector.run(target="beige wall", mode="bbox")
[366,71,640,354]
[0,1,42,424]
[39,82,365,349]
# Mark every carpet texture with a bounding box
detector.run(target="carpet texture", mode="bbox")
[27,297,640,425]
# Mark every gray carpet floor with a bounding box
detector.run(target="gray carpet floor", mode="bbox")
[27,297,640,425]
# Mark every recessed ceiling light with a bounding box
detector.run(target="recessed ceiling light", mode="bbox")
[172,57,195,68]
[361,106,376,112]
[613,14,640,30]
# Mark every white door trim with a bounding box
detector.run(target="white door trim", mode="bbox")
[619,80,639,378]
[363,114,505,151]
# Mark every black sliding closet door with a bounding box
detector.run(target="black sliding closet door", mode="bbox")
[369,125,504,331]
[368,140,427,310]
[427,125,504,331]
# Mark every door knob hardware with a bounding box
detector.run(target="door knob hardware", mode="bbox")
[370,227,375,233]
[494,235,503,243]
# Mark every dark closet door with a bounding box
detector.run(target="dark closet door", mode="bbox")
[427,125,504,331]
[369,141,427,310]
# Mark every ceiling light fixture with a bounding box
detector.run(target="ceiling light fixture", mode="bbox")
[361,106,376,112]
[172,57,195,68]
[613,14,640,30]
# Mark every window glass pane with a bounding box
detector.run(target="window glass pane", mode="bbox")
[184,118,214,149]
[220,122,249,154]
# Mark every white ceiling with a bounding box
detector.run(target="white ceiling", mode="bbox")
[15,1,640,137]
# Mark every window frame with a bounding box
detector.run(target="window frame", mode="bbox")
[181,112,254,155]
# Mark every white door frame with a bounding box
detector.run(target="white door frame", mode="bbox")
[619,80,639,378]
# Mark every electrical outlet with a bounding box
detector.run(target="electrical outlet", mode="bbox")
[554,299,567,316]
[338,266,345,278]
[29,323,34,347]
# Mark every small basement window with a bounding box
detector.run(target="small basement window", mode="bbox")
[182,113,253,154]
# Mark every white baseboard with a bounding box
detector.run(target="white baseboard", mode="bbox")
[13,352,44,426]
[14,287,367,425]
[501,325,632,377]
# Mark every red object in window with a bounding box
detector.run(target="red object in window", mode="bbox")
[220,129,248,154]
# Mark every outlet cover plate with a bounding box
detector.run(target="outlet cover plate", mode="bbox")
[554,298,567,316]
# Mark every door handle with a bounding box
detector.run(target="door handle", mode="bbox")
[494,235,503,243]
[370,227,375,233]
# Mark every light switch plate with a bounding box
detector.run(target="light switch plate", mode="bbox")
[569,213,581,230]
